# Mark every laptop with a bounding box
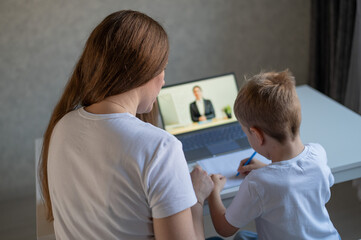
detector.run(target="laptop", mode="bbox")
[157,73,251,162]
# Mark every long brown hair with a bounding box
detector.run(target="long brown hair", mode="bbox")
[39,10,169,221]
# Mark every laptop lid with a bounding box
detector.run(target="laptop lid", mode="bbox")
[158,73,239,135]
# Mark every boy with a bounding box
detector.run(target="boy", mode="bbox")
[208,70,340,240]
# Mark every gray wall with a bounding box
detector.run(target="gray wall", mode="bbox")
[0,0,310,201]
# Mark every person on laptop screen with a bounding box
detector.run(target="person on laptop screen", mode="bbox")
[190,85,215,122]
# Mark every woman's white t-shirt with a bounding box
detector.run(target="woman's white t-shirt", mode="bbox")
[48,108,197,239]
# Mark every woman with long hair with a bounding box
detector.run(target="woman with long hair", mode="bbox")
[39,10,213,239]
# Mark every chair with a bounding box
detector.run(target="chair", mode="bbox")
[35,138,55,240]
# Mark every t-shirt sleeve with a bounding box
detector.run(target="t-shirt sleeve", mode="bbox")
[310,143,335,187]
[225,178,262,228]
[145,137,197,219]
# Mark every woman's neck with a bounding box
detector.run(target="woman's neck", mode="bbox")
[85,90,139,116]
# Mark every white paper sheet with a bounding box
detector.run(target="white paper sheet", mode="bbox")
[197,149,271,189]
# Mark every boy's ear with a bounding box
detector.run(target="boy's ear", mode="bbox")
[249,127,264,145]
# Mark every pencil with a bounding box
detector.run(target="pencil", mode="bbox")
[236,151,257,176]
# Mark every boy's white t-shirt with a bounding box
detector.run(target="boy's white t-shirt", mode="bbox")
[226,143,339,240]
[48,108,197,240]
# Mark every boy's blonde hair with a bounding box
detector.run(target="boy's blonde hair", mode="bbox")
[234,70,301,143]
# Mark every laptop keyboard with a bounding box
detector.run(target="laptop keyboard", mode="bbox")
[178,124,247,151]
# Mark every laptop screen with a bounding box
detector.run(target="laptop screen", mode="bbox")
[157,73,239,136]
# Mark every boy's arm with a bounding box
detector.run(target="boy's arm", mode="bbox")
[238,158,267,176]
[208,174,239,237]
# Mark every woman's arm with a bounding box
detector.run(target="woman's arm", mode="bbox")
[154,166,213,240]
[154,207,201,240]
[190,166,214,238]
[208,174,239,237]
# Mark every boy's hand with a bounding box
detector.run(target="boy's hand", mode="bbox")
[190,166,214,204]
[210,174,226,194]
[237,158,267,176]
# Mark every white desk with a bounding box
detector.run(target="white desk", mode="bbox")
[191,85,361,201]
[297,85,361,183]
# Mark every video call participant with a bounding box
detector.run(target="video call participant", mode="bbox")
[190,85,215,122]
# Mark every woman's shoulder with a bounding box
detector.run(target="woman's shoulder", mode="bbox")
[136,120,178,144]
[111,114,176,143]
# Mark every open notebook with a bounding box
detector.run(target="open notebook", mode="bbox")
[197,149,271,189]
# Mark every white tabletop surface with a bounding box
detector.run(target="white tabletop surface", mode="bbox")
[297,85,361,183]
